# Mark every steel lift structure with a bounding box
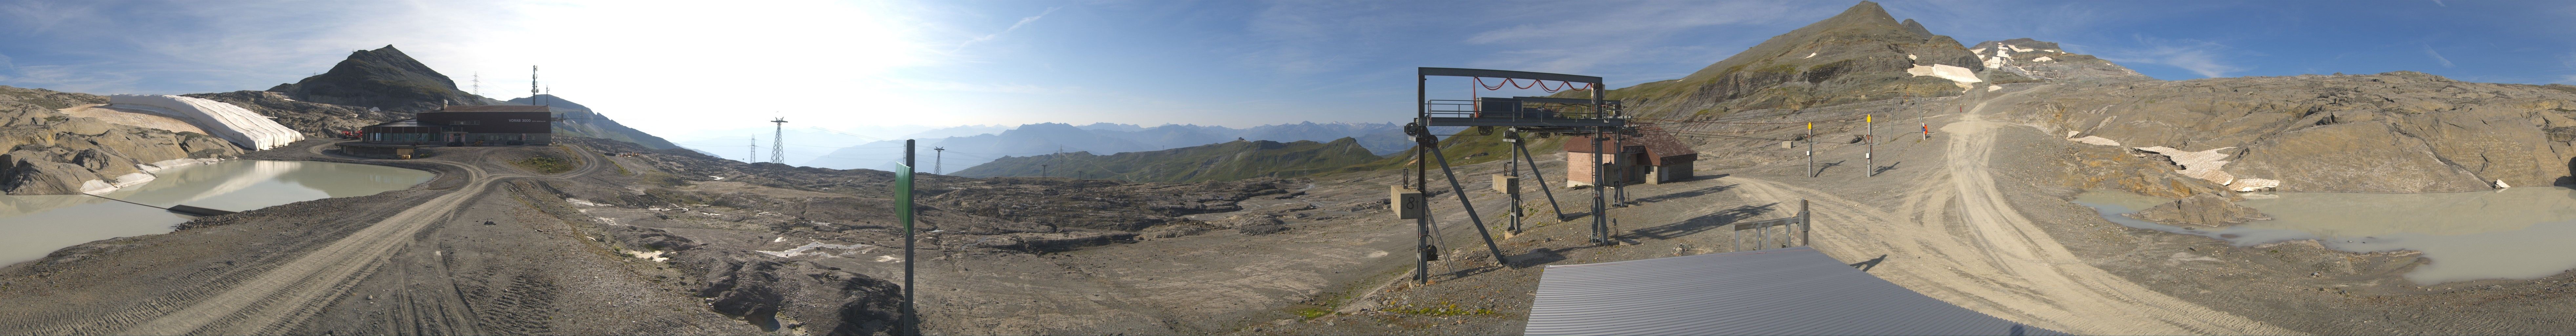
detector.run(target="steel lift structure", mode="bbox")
[1400,67,1629,284]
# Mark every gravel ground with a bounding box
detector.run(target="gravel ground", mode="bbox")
[8,90,2576,334]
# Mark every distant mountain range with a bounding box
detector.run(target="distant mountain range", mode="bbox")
[949,137,1382,183]
[795,121,1424,172]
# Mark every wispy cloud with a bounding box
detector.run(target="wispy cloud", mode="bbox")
[2096,36,2249,78]
[952,7,1059,52]
[1234,1,1413,76]
[2423,45,2455,67]
[1457,1,1813,76]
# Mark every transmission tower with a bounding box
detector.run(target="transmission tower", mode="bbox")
[471,72,479,97]
[747,136,758,163]
[932,147,946,174]
[769,117,788,164]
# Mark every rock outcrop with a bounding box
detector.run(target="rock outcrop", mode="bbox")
[2057,145,2236,199]
[0,86,242,195]
[265,45,503,113]
[183,90,408,136]
[1970,38,2152,83]
[2019,71,2576,192]
[672,250,903,335]
[106,94,304,150]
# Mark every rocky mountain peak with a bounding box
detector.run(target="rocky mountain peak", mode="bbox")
[1900,18,1933,38]
[1623,1,1984,115]
[267,45,494,113]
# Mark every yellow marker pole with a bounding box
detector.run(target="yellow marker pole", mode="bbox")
[1866,114,1875,177]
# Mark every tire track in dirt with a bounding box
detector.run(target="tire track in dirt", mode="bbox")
[1717,88,2296,335]
[68,143,600,335]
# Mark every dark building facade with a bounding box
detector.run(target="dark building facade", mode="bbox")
[360,105,553,145]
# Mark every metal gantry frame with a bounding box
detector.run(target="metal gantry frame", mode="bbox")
[1407,67,1630,284]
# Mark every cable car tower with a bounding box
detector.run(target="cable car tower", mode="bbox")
[1401,67,1628,284]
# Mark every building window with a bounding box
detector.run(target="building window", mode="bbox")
[450,120,480,125]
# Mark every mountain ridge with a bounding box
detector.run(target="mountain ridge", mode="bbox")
[950,137,1381,183]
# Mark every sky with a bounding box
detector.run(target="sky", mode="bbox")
[2,0,2572,150]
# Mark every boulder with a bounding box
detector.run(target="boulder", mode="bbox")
[673,249,904,335]
[3,151,108,195]
[606,225,701,252]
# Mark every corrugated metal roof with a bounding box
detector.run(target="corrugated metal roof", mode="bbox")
[1525,247,2065,336]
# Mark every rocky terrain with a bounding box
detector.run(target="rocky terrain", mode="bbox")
[511,94,685,150]
[1601,1,1992,113]
[0,86,241,195]
[183,90,407,137]
[2004,72,2576,193]
[10,1,2576,335]
[0,44,677,197]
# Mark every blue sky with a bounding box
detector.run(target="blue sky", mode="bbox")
[2,0,2571,147]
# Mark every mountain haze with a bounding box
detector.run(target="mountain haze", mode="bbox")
[795,122,1412,171]
[951,137,1381,183]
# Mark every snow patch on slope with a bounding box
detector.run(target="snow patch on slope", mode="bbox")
[107,94,304,150]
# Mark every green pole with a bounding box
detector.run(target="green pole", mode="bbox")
[898,139,916,334]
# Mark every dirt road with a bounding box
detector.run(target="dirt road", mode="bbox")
[1709,87,2294,335]
[29,142,600,335]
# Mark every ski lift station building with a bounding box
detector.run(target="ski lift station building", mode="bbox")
[1563,131,1697,186]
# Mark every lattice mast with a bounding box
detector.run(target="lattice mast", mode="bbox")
[770,117,788,164]
[932,147,947,175]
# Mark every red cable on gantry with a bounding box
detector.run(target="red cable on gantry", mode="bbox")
[1471,77,1594,94]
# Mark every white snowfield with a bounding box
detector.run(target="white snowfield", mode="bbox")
[1906,64,1983,91]
[108,94,304,150]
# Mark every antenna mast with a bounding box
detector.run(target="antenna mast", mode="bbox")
[530,65,542,106]
[770,117,788,164]
[472,72,480,97]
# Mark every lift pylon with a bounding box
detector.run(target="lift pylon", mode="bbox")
[1405,67,1630,284]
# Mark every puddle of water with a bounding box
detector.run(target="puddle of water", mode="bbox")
[2072,188,2576,285]
[0,160,432,265]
